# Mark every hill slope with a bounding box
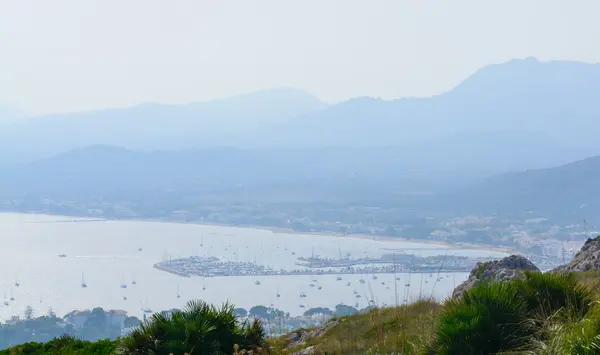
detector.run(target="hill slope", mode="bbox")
[458,155,600,219]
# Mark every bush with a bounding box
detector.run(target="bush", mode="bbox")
[116,300,266,354]
[425,282,532,355]
[514,270,593,320]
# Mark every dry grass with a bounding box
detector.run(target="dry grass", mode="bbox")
[271,300,440,355]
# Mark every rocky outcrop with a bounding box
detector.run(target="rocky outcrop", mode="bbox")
[287,319,339,353]
[292,346,316,355]
[452,254,540,297]
[554,235,600,272]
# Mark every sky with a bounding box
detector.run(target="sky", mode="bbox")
[1,0,599,115]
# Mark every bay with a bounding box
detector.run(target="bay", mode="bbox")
[0,213,506,320]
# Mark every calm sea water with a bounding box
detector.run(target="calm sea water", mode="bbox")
[0,213,506,319]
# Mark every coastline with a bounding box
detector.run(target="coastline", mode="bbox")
[1,211,512,256]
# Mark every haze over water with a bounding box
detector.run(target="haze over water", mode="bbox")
[0,213,506,319]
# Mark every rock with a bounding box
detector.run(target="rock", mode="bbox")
[293,345,317,355]
[287,319,339,350]
[452,254,540,297]
[286,330,303,344]
[554,235,600,272]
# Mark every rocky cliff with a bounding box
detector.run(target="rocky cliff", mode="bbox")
[554,235,600,272]
[452,254,540,297]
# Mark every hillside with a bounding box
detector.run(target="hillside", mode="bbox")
[0,145,445,202]
[458,155,600,219]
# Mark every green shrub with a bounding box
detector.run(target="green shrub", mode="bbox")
[425,282,532,355]
[115,300,266,355]
[514,271,593,320]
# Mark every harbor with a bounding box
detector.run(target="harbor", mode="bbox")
[153,253,493,278]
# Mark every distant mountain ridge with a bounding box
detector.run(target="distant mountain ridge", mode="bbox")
[2,58,600,175]
[0,88,328,166]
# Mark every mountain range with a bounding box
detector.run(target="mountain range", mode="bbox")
[1,57,600,175]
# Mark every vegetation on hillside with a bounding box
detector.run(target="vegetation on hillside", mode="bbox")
[5,271,600,354]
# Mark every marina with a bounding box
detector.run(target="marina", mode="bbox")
[0,213,508,319]
[152,253,492,278]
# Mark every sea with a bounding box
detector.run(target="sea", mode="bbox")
[0,213,507,320]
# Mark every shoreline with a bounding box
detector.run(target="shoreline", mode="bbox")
[1,211,512,255]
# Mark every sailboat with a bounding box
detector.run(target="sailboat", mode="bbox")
[81,273,87,288]
[120,274,128,289]
[276,287,281,298]
[200,236,204,247]
[131,270,137,285]
[176,284,181,299]
[3,293,8,306]
[9,289,14,301]
[14,279,20,287]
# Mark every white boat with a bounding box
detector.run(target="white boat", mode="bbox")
[81,273,87,288]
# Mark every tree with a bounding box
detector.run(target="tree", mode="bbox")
[116,300,266,355]
[249,305,269,318]
[24,306,33,320]
[334,304,358,317]
[303,307,333,317]
[124,316,141,329]
[233,308,248,318]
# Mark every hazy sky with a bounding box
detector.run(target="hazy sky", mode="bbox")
[1,0,599,115]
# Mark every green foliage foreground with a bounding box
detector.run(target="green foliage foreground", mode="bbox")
[2,300,266,355]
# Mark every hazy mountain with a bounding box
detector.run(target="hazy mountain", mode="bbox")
[0,145,449,201]
[262,58,600,171]
[456,155,600,220]
[0,103,25,124]
[272,58,600,147]
[0,88,327,166]
[2,58,600,175]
